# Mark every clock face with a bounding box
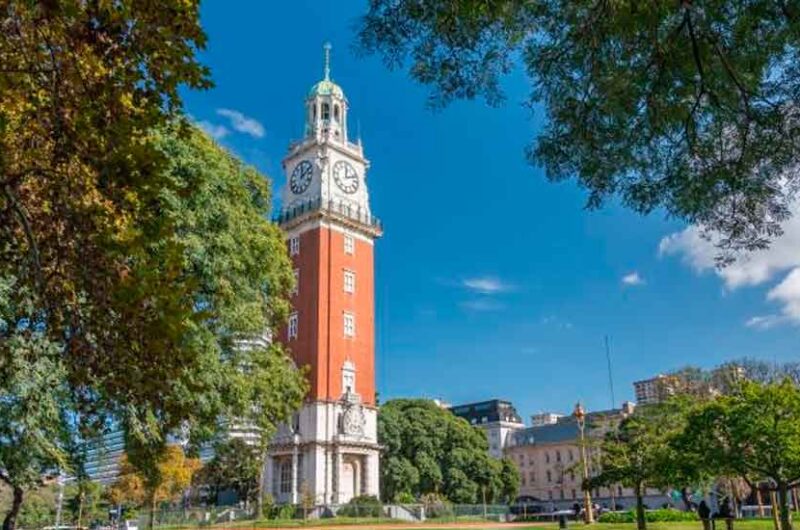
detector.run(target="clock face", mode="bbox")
[333,160,359,194]
[290,160,313,194]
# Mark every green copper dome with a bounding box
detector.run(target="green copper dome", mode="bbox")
[308,79,344,99]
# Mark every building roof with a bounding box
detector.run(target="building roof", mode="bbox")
[308,79,344,99]
[511,407,628,447]
[450,399,524,425]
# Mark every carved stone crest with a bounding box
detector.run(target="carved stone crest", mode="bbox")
[342,403,366,436]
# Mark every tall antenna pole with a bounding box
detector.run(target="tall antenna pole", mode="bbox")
[605,335,616,408]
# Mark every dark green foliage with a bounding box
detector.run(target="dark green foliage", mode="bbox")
[680,379,800,530]
[589,411,666,530]
[194,438,261,505]
[358,0,800,256]
[16,494,53,530]
[378,399,518,504]
[338,495,383,517]
[599,509,699,523]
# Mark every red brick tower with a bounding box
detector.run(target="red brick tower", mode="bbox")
[266,43,382,506]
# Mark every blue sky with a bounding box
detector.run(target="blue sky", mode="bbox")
[184,0,800,420]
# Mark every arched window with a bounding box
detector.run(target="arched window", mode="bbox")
[334,104,340,122]
[321,102,330,121]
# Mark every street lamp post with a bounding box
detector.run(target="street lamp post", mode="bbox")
[574,402,594,524]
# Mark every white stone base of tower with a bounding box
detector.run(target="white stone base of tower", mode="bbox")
[265,393,379,505]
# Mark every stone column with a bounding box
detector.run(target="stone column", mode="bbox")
[291,443,299,504]
[264,455,274,498]
[361,455,368,497]
[332,446,341,505]
[366,451,380,498]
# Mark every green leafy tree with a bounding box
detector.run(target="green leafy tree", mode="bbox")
[499,458,520,504]
[378,399,517,503]
[66,479,105,528]
[358,0,800,256]
[680,380,800,530]
[589,412,665,530]
[194,438,261,506]
[117,123,306,526]
[0,317,73,530]
[1,2,208,528]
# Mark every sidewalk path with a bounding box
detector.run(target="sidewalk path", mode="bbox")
[214,523,547,530]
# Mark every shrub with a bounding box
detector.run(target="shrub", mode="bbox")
[420,492,453,519]
[338,495,383,518]
[394,491,416,504]
[274,504,296,520]
[599,509,699,523]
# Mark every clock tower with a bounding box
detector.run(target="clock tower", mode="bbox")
[266,44,382,506]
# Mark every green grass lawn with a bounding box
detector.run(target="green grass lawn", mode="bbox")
[512,521,777,530]
[160,517,781,530]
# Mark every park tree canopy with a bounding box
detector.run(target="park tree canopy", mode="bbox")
[679,379,800,530]
[378,399,519,504]
[0,2,305,527]
[1,2,209,529]
[358,0,800,258]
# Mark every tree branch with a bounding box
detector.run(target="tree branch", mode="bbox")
[2,185,43,291]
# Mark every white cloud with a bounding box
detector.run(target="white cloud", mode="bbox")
[744,314,791,330]
[462,277,511,294]
[659,204,800,327]
[197,121,229,140]
[216,108,265,138]
[621,271,645,286]
[767,268,800,322]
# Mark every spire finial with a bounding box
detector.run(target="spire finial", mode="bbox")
[323,42,332,81]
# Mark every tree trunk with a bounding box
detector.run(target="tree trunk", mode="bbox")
[2,487,24,530]
[771,490,781,530]
[148,490,157,530]
[777,483,793,530]
[635,482,647,530]
[757,488,765,518]
[257,449,267,520]
[77,493,84,530]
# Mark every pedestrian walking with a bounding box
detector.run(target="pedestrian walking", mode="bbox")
[699,500,712,530]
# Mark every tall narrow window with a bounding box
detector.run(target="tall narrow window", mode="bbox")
[342,360,356,395]
[288,313,298,340]
[343,312,355,337]
[343,270,355,293]
[334,104,340,122]
[290,236,300,256]
[344,234,355,255]
[321,103,330,120]
[280,460,292,493]
[293,269,300,295]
